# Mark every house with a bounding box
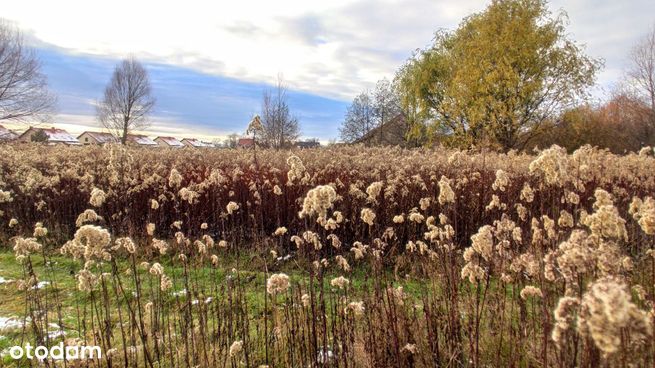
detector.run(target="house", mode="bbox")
[294,140,321,149]
[0,125,18,142]
[237,138,255,148]
[181,138,212,148]
[18,127,81,145]
[354,114,411,147]
[125,134,158,147]
[154,136,184,148]
[77,131,118,145]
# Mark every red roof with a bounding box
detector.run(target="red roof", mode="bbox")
[155,136,184,147]
[237,138,255,147]
[78,131,118,144]
[20,127,80,145]
[126,134,158,146]
[181,138,212,147]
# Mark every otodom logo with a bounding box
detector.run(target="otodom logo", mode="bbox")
[9,343,101,361]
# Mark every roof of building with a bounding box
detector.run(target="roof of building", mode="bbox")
[295,140,321,148]
[20,127,81,145]
[155,136,185,147]
[126,134,158,146]
[354,114,409,147]
[43,128,80,144]
[181,138,212,147]
[78,131,118,144]
[0,125,18,141]
[237,138,255,146]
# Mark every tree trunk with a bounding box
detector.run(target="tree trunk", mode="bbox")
[122,123,128,145]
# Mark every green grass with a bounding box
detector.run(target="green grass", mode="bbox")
[0,248,426,353]
[0,247,551,367]
[0,249,426,311]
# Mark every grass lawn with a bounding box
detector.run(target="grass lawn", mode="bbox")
[0,248,430,365]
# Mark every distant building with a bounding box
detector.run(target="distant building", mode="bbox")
[0,125,18,142]
[354,114,410,147]
[18,127,81,145]
[77,131,118,145]
[294,140,321,149]
[181,138,212,148]
[237,138,255,148]
[154,136,184,148]
[126,134,158,147]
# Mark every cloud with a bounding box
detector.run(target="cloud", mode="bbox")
[279,14,327,46]
[5,0,653,101]
[1,0,497,100]
[549,0,654,97]
[3,0,653,141]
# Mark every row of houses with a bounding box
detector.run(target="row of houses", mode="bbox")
[1,125,219,148]
[0,125,322,149]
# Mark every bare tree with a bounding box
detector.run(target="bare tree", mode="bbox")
[372,78,402,141]
[626,25,655,145]
[339,92,375,143]
[373,79,401,125]
[221,133,239,148]
[0,21,56,123]
[340,79,402,144]
[629,26,655,112]
[97,58,155,144]
[260,75,300,149]
[339,91,375,143]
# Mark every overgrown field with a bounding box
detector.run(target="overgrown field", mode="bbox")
[0,144,654,367]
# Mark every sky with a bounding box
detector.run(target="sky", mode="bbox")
[3,0,654,142]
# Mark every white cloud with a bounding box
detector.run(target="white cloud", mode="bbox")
[4,0,654,101]
[3,0,476,100]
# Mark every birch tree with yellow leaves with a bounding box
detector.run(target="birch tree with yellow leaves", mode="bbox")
[396,0,601,151]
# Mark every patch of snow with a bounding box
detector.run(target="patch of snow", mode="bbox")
[31,281,50,290]
[317,348,334,364]
[47,330,66,339]
[0,317,24,331]
[276,254,293,262]
[172,289,187,297]
[188,297,215,305]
